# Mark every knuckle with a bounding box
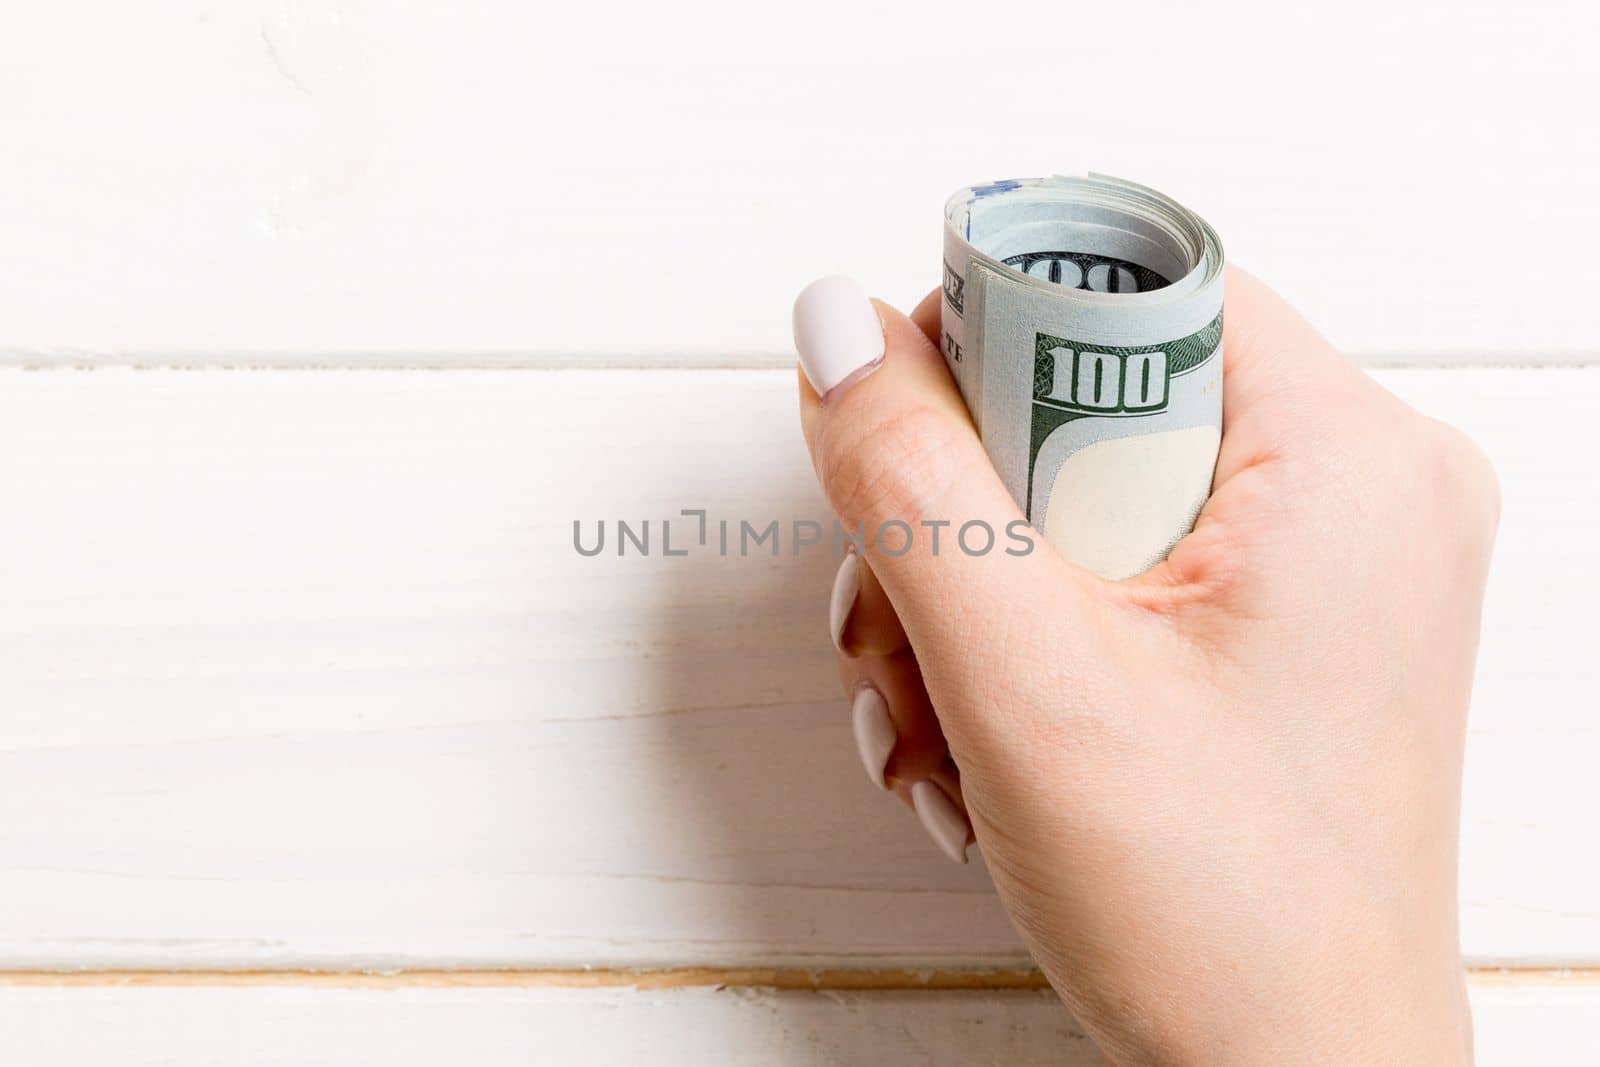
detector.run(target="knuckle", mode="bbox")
[817,402,964,526]
[1373,416,1502,578]
[1420,418,1501,533]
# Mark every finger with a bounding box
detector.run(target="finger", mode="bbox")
[838,647,949,791]
[904,760,974,864]
[1221,265,1353,419]
[828,547,909,657]
[909,286,942,348]
[837,648,974,865]
[793,277,1110,654]
[1133,267,1407,598]
[1216,265,1390,480]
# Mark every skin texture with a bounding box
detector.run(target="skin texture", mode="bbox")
[798,268,1498,1066]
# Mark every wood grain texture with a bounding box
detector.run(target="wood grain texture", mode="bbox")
[12,987,1098,1066]
[0,1,1596,363]
[0,966,1591,990]
[0,982,1595,1066]
[0,968,1054,991]
[0,367,1595,970]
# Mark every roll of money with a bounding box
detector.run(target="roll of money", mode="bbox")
[940,175,1224,580]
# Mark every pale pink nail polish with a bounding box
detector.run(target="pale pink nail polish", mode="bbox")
[829,550,859,653]
[792,276,885,400]
[851,685,895,789]
[911,780,970,864]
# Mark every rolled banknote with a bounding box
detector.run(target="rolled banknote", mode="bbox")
[940,175,1224,580]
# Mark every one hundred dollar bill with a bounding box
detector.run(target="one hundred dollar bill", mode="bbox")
[940,175,1224,579]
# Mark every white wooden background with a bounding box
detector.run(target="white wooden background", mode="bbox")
[1,1,1597,1062]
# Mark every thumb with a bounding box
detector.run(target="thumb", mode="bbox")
[793,276,1110,664]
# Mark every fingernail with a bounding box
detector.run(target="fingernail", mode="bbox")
[829,550,860,653]
[792,275,885,400]
[850,685,895,790]
[911,780,970,864]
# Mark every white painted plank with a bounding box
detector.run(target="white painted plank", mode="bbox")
[0,982,1593,1065]
[0,2,1596,362]
[2,986,1100,1067]
[0,367,1595,968]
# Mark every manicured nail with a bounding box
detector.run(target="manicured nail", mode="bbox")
[850,685,895,789]
[911,780,970,864]
[829,550,860,653]
[792,275,885,400]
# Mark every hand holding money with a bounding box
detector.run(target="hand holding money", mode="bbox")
[793,242,1494,1064]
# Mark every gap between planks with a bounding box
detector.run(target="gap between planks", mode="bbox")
[1,351,1599,371]
[0,968,1595,992]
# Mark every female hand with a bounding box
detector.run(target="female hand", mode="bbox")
[791,268,1498,1066]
